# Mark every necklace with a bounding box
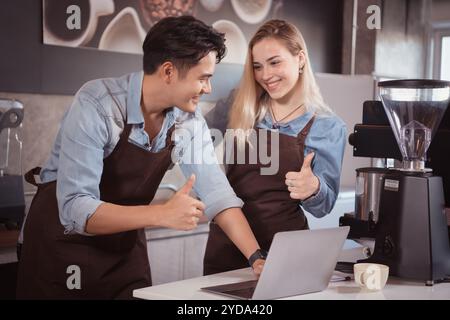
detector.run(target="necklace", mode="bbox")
[270,103,304,129]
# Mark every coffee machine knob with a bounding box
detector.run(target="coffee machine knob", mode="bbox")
[382,236,394,256]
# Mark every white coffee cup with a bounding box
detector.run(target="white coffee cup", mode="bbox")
[354,263,389,291]
[200,0,225,12]
[212,20,247,65]
[99,7,146,54]
[43,0,114,47]
[231,0,272,24]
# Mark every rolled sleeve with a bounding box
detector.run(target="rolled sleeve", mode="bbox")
[301,175,332,218]
[178,112,243,220]
[56,93,109,235]
[64,195,103,235]
[201,188,244,220]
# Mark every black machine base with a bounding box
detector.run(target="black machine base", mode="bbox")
[362,171,450,285]
[0,174,25,227]
[339,214,377,239]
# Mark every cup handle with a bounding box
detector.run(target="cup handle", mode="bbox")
[358,272,366,286]
[91,0,115,16]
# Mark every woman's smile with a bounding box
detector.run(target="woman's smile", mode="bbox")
[265,79,282,91]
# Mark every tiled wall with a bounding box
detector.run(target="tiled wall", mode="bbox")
[0,92,73,211]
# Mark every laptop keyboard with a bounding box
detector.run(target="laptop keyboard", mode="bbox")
[203,280,258,299]
[335,261,355,274]
[222,280,257,299]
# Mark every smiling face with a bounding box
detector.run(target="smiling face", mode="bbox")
[170,51,216,113]
[252,37,304,101]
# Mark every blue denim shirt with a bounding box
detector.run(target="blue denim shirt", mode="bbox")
[40,71,243,235]
[205,95,347,218]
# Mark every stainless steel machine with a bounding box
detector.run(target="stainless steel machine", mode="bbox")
[0,98,25,229]
[340,80,450,285]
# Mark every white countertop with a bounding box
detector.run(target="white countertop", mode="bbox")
[133,247,450,300]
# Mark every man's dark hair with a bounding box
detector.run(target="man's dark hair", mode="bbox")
[143,16,226,77]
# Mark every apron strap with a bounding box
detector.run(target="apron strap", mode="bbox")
[24,167,42,186]
[165,124,176,147]
[114,123,133,151]
[297,115,315,142]
[122,123,133,139]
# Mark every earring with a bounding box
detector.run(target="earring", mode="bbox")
[299,65,304,74]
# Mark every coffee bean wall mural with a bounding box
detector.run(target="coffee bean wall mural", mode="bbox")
[42,0,279,58]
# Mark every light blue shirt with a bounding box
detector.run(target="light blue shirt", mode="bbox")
[257,111,347,218]
[205,96,347,218]
[40,71,243,235]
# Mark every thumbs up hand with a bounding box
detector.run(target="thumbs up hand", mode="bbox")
[178,173,196,195]
[160,174,205,231]
[285,152,320,200]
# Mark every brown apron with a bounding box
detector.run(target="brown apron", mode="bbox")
[16,122,176,299]
[203,116,315,275]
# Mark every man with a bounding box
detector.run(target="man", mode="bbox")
[16,16,265,299]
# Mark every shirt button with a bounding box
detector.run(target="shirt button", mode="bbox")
[145,143,150,148]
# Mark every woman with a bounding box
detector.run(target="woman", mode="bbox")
[204,19,347,275]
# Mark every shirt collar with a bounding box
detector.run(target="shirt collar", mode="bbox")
[126,71,145,125]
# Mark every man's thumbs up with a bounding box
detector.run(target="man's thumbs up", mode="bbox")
[161,174,206,231]
[285,152,320,200]
[178,174,196,195]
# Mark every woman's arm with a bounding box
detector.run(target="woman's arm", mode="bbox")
[287,116,347,218]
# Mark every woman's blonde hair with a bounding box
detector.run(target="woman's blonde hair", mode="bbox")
[228,19,333,147]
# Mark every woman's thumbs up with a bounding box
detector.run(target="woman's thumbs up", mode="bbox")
[285,152,320,200]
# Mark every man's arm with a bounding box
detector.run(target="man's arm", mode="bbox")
[178,112,264,272]
[214,208,264,274]
[86,175,204,234]
[57,93,203,235]
[213,207,259,259]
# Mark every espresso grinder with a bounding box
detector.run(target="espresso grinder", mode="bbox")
[341,80,450,285]
[0,98,25,229]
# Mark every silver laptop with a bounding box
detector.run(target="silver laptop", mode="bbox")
[201,226,350,300]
